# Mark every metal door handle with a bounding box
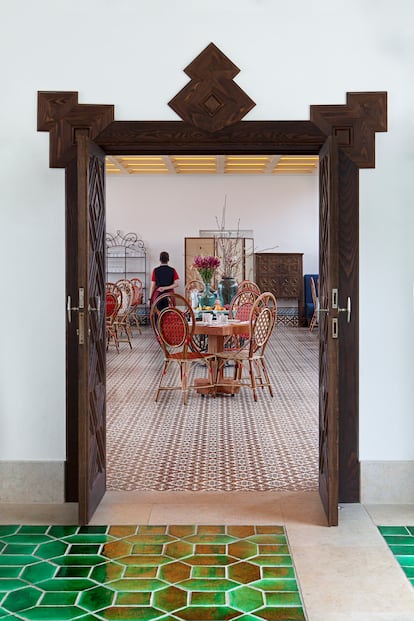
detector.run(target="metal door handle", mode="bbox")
[67,296,79,323]
[338,297,352,323]
[88,295,101,323]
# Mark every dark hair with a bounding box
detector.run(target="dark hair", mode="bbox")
[160,251,169,264]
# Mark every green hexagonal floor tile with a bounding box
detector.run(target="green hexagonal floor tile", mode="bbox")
[0,524,305,621]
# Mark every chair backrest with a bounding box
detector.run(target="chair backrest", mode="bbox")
[249,292,277,354]
[237,280,261,295]
[184,279,204,303]
[116,279,134,314]
[310,276,318,306]
[151,293,196,357]
[229,289,260,321]
[130,277,143,305]
[150,292,194,333]
[106,291,120,322]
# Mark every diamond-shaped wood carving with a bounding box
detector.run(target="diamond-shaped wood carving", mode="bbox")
[168,43,255,133]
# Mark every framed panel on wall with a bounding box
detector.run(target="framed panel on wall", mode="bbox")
[185,238,215,283]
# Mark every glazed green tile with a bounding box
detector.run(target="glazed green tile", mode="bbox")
[378,526,410,536]
[256,527,285,535]
[48,526,78,538]
[132,544,164,555]
[115,591,151,605]
[39,578,97,591]
[108,526,138,538]
[1,534,52,545]
[402,566,414,578]
[102,541,133,559]
[120,555,170,567]
[36,541,68,559]
[125,535,173,545]
[78,526,108,534]
[78,585,114,610]
[158,561,191,583]
[228,562,261,584]
[41,591,78,606]
[258,545,290,556]
[0,527,18,537]
[110,578,166,591]
[22,605,87,619]
[168,526,196,538]
[21,562,56,583]
[68,545,101,555]
[266,591,303,606]
[175,605,239,620]
[19,526,49,534]
[52,555,106,566]
[406,526,414,536]
[56,566,91,578]
[0,567,20,578]
[252,579,299,592]
[3,543,37,555]
[100,606,163,620]
[395,555,414,567]
[235,615,263,621]
[191,591,226,606]
[0,579,27,592]
[255,605,306,620]
[192,566,226,578]
[179,578,237,592]
[90,562,124,583]
[184,534,236,545]
[389,545,414,556]
[197,526,226,534]
[250,555,292,567]
[229,585,264,612]
[0,608,10,618]
[124,566,158,579]
[383,535,414,546]
[228,541,257,560]
[262,567,296,580]
[184,554,235,566]
[138,526,168,534]
[64,535,113,545]
[0,555,39,566]
[195,544,227,555]
[227,526,256,539]
[2,586,42,612]
[153,585,187,611]
[247,535,287,545]
[164,541,193,559]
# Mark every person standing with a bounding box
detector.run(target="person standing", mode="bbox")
[149,251,179,310]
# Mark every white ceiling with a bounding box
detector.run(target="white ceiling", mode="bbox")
[106,154,319,176]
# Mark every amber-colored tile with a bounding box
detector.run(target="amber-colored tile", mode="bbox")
[168,525,196,538]
[158,561,191,583]
[228,561,261,584]
[228,540,258,559]
[102,540,133,559]
[227,526,256,538]
[195,544,226,554]
[115,591,151,605]
[108,525,138,537]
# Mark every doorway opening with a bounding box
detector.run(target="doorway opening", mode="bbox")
[104,160,320,493]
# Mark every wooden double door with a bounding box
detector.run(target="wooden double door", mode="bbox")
[38,60,386,526]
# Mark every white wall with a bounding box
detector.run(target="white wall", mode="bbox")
[106,174,319,298]
[1,0,414,470]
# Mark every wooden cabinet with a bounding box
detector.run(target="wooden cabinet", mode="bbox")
[255,253,304,325]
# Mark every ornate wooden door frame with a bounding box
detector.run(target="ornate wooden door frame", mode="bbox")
[37,43,387,522]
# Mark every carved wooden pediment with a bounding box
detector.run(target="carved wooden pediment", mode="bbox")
[168,42,256,133]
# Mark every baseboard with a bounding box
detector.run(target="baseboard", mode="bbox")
[361,461,414,504]
[0,461,65,503]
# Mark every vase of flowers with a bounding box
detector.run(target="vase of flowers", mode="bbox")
[193,255,220,308]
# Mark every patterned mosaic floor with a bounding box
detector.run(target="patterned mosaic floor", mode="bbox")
[0,524,306,621]
[106,326,318,493]
[378,526,414,588]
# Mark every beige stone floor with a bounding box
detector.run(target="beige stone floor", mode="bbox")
[1,492,414,620]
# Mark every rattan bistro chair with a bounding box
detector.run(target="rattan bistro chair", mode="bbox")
[215,292,277,401]
[309,276,319,333]
[150,293,216,404]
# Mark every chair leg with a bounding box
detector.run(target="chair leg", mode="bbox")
[182,362,188,405]
[260,358,273,397]
[249,359,258,401]
[155,360,169,402]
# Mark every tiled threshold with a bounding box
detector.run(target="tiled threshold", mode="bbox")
[0,524,305,621]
